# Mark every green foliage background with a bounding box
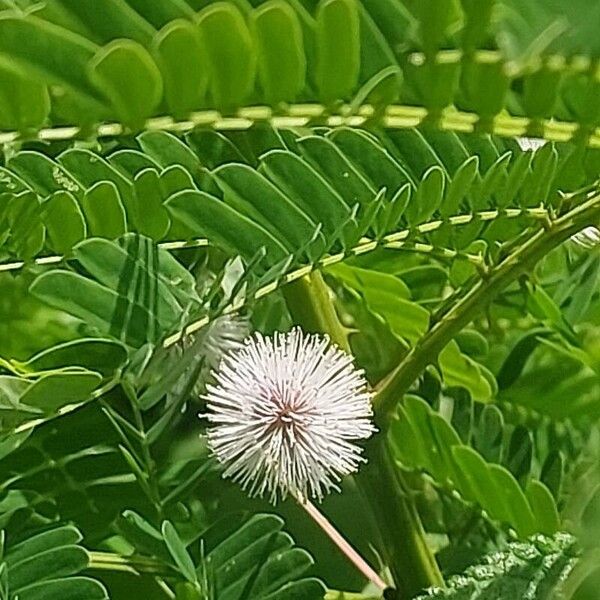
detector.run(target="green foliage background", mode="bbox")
[0,0,599,598]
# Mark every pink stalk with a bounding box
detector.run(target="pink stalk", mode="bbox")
[296,494,389,592]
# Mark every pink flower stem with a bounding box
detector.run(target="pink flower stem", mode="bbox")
[296,494,389,592]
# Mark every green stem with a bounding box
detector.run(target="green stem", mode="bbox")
[282,271,351,352]
[375,188,600,428]
[5,99,599,148]
[88,551,171,576]
[283,272,443,599]
[122,382,163,517]
[357,438,444,598]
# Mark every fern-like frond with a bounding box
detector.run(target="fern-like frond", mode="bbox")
[108,511,325,599]
[0,1,598,143]
[390,395,559,539]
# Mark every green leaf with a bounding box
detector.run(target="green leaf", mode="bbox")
[474,404,504,463]
[329,128,414,192]
[408,165,445,225]
[203,514,324,600]
[30,234,199,347]
[117,511,171,562]
[15,577,108,600]
[250,1,306,105]
[5,191,45,260]
[162,521,198,584]
[296,135,377,212]
[328,263,429,342]
[0,66,50,132]
[109,148,161,177]
[438,340,493,402]
[131,169,171,240]
[42,191,86,254]
[9,546,89,591]
[151,19,208,118]
[504,425,533,486]
[526,480,561,535]
[414,533,578,599]
[138,131,202,176]
[197,2,256,111]
[390,396,558,538]
[259,150,351,241]
[6,526,82,566]
[461,60,510,120]
[51,0,155,45]
[213,162,325,259]
[166,189,288,265]
[58,147,135,222]
[81,181,128,238]
[88,39,163,129]
[0,14,104,115]
[316,0,360,103]
[0,522,107,600]
[8,152,81,198]
[19,370,102,414]
[489,464,536,538]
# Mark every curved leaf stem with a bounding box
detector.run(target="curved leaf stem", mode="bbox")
[161,206,550,348]
[2,103,599,147]
[374,187,600,429]
[88,551,172,576]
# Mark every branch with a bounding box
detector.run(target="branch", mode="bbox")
[161,206,551,349]
[374,187,600,427]
[1,102,598,147]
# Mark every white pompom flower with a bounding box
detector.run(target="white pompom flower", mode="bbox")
[203,328,376,503]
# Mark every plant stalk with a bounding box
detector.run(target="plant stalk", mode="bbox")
[283,271,351,352]
[375,188,600,428]
[283,272,443,599]
[357,437,444,598]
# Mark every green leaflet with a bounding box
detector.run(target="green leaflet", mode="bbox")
[151,19,208,118]
[0,523,107,599]
[30,234,200,348]
[0,66,50,133]
[24,338,128,378]
[197,2,256,111]
[315,0,360,103]
[250,1,306,105]
[390,396,559,538]
[0,367,101,431]
[41,191,87,254]
[258,150,351,240]
[213,162,326,259]
[119,512,325,600]
[88,39,163,129]
[165,189,289,266]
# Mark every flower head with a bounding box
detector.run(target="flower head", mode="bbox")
[203,328,376,502]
